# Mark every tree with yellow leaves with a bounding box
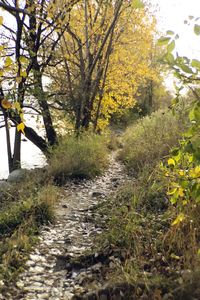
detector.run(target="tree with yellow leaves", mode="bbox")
[48,0,159,131]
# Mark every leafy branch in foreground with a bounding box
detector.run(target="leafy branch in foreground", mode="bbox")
[160,18,200,245]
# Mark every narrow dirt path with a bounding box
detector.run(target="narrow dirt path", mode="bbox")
[1,152,127,300]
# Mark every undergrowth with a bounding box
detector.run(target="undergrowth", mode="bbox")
[97,164,200,298]
[0,178,59,283]
[119,110,185,174]
[48,133,109,183]
[95,110,200,298]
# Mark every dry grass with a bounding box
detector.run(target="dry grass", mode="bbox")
[119,110,184,174]
[48,133,109,182]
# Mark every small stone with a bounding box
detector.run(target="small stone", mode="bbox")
[26,260,36,267]
[91,191,105,197]
[162,293,174,300]
[30,254,46,263]
[62,204,68,208]
[63,291,74,298]
[109,261,115,269]
[92,262,103,271]
[0,280,4,288]
[24,286,45,293]
[16,281,24,288]
[36,293,50,299]
[31,281,43,287]
[111,177,120,182]
[29,266,45,273]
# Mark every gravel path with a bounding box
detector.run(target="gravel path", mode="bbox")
[1,153,127,300]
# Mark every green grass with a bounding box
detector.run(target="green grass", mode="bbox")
[119,110,184,174]
[48,133,109,183]
[0,184,59,282]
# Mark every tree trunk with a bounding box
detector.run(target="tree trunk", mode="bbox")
[33,69,58,146]
[12,129,21,170]
[3,112,13,173]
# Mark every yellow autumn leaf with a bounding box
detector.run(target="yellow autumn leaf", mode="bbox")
[1,99,12,109]
[17,122,25,134]
[20,70,27,77]
[0,16,3,26]
[172,213,185,226]
[16,76,22,84]
[20,113,25,122]
[170,253,180,260]
[179,170,185,176]
[133,0,144,9]
[182,200,188,205]
[178,187,185,197]
[189,166,200,178]
[167,187,177,195]
[168,158,175,166]
[19,56,28,64]
[4,56,13,67]
[0,45,4,51]
[13,101,21,112]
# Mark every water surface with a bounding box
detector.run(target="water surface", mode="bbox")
[0,128,46,179]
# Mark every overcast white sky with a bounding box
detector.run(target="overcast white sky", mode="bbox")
[149,0,200,59]
[1,1,200,59]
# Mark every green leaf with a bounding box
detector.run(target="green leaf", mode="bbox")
[165,53,174,64]
[173,70,182,79]
[191,59,200,70]
[184,141,194,154]
[166,30,174,36]
[171,147,179,156]
[167,40,175,53]
[179,63,194,74]
[194,24,200,35]
[133,0,144,9]
[189,104,200,122]
[157,37,171,46]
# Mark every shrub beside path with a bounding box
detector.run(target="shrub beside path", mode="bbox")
[0,152,127,300]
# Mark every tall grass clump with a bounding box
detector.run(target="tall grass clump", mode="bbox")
[48,133,109,182]
[119,110,185,174]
